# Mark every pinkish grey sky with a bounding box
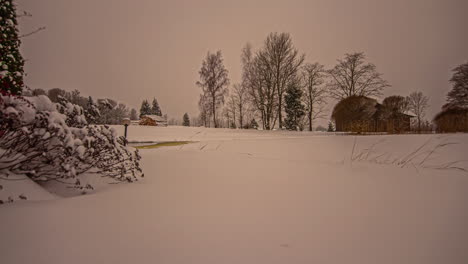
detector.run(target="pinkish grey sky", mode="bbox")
[18,0,468,123]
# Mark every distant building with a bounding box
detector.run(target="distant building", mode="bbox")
[332,96,413,133]
[139,115,168,127]
[434,107,468,133]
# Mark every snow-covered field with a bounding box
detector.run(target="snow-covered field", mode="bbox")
[1,126,468,264]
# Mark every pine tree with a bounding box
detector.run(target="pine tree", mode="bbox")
[85,96,100,124]
[151,98,162,116]
[249,118,258,129]
[0,0,25,95]
[445,62,468,109]
[140,99,151,117]
[327,121,335,132]
[182,113,190,126]
[284,82,305,130]
[130,108,138,120]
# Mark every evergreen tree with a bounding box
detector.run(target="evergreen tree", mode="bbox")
[151,98,162,116]
[445,62,468,109]
[248,118,258,129]
[85,96,100,124]
[140,99,151,117]
[182,113,190,126]
[284,82,305,130]
[0,0,25,95]
[130,108,138,120]
[327,121,335,132]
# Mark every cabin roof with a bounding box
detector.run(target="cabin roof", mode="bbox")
[141,115,166,122]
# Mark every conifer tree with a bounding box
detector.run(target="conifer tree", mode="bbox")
[85,96,100,124]
[183,113,190,126]
[140,99,151,117]
[250,119,259,129]
[284,82,305,130]
[130,108,138,120]
[0,0,25,95]
[445,62,468,109]
[327,121,335,132]
[151,98,162,116]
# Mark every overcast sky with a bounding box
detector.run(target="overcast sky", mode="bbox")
[18,0,468,122]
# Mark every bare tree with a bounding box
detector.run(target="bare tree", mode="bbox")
[327,52,390,100]
[407,91,429,133]
[227,93,237,128]
[301,63,327,131]
[198,94,211,127]
[242,43,271,129]
[232,83,248,128]
[245,47,278,130]
[196,51,230,128]
[261,33,305,129]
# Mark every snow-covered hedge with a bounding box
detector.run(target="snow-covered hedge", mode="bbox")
[0,93,143,203]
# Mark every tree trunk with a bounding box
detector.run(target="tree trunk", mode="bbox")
[212,95,217,128]
[239,105,243,129]
[232,110,236,128]
[418,117,421,134]
[308,110,313,131]
[261,111,265,130]
[278,96,282,129]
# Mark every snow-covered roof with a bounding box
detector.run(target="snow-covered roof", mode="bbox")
[141,115,166,122]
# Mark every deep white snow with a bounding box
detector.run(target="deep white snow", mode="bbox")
[1,126,468,264]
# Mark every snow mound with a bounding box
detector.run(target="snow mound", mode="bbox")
[0,173,56,204]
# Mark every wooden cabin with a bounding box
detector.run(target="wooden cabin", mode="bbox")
[332,96,413,133]
[139,115,168,127]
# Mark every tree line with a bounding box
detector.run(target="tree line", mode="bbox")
[194,32,468,133]
[139,98,163,117]
[434,62,468,132]
[27,89,172,125]
[25,88,139,125]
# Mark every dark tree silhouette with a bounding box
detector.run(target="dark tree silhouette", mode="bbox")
[327,121,335,132]
[151,98,162,116]
[0,0,25,95]
[140,99,151,117]
[183,113,190,126]
[445,62,468,109]
[327,52,390,100]
[85,96,100,124]
[284,79,305,130]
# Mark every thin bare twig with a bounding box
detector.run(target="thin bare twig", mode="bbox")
[19,26,46,38]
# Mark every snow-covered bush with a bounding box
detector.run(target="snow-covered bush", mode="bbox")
[0,93,143,203]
